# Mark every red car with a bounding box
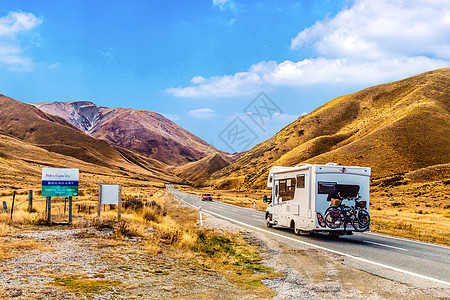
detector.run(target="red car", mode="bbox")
[202,193,213,201]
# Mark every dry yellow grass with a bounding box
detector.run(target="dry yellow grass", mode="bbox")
[0,239,52,259]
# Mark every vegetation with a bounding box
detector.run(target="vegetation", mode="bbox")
[53,276,121,293]
[0,187,276,296]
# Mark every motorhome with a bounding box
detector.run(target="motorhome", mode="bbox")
[264,163,371,236]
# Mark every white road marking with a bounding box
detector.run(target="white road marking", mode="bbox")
[364,232,450,250]
[170,189,450,287]
[363,240,409,251]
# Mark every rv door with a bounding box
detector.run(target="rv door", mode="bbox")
[273,180,279,220]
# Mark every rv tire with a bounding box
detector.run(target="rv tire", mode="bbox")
[328,232,342,239]
[295,228,310,236]
[266,217,273,228]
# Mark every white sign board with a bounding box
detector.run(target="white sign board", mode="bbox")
[100,185,120,205]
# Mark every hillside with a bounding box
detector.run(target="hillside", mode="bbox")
[205,68,450,189]
[34,101,224,166]
[0,95,181,189]
[170,153,235,183]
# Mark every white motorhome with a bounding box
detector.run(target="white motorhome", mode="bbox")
[264,163,371,236]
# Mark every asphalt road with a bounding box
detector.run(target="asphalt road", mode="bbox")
[168,186,450,289]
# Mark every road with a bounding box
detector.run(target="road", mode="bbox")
[168,186,450,289]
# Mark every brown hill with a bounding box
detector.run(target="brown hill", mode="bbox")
[34,101,224,166]
[0,95,180,184]
[206,68,450,189]
[171,153,235,183]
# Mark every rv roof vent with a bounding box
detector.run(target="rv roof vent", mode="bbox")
[325,162,338,166]
[295,163,309,167]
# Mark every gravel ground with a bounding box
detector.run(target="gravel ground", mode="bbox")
[0,226,264,299]
[0,214,447,300]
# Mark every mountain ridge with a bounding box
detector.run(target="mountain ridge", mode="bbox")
[33,101,227,166]
[204,68,450,189]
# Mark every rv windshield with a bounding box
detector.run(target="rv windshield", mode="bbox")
[318,182,360,200]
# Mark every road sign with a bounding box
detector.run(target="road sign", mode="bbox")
[41,168,79,197]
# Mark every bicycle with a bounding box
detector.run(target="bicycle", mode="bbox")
[324,194,370,232]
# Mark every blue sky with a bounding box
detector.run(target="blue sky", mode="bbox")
[0,0,449,152]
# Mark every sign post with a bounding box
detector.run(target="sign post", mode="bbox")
[41,168,79,224]
[98,185,122,221]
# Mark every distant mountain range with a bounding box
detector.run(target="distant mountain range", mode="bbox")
[0,95,180,189]
[0,68,448,191]
[33,101,225,166]
[205,68,450,189]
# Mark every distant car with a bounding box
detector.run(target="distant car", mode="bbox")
[202,193,213,201]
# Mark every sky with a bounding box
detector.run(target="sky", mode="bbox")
[0,0,449,153]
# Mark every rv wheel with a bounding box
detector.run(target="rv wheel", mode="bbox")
[266,217,273,228]
[328,232,342,239]
[295,229,311,236]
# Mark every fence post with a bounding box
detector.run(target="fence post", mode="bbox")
[68,196,73,224]
[28,190,33,212]
[10,191,16,220]
[199,206,203,228]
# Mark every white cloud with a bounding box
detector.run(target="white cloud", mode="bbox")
[167,56,448,97]
[168,0,450,98]
[290,0,450,60]
[212,0,236,11]
[187,108,217,119]
[0,11,43,71]
[0,11,42,36]
[168,70,262,97]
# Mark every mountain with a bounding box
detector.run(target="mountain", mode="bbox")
[205,68,450,189]
[170,152,237,183]
[0,95,180,185]
[33,101,224,166]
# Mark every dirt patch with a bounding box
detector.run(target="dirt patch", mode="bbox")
[0,228,268,299]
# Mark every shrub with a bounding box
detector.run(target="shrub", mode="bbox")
[142,207,161,223]
[123,197,144,210]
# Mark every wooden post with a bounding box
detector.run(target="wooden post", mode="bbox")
[97,185,102,217]
[10,191,16,220]
[28,190,33,212]
[46,196,51,223]
[64,197,67,214]
[118,186,122,221]
[68,196,73,224]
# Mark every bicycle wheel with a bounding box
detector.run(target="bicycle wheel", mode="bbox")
[354,209,370,232]
[324,207,344,229]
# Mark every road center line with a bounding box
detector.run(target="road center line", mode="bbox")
[363,240,409,251]
[168,189,450,287]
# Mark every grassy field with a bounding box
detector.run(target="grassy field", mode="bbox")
[0,184,277,297]
[178,178,450,246]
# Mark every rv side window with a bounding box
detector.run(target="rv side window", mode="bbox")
[278,178,295,201]
[318,182,336,194]
[296,174,305,188]
[279,180,286,192]
[269,176,273,183]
